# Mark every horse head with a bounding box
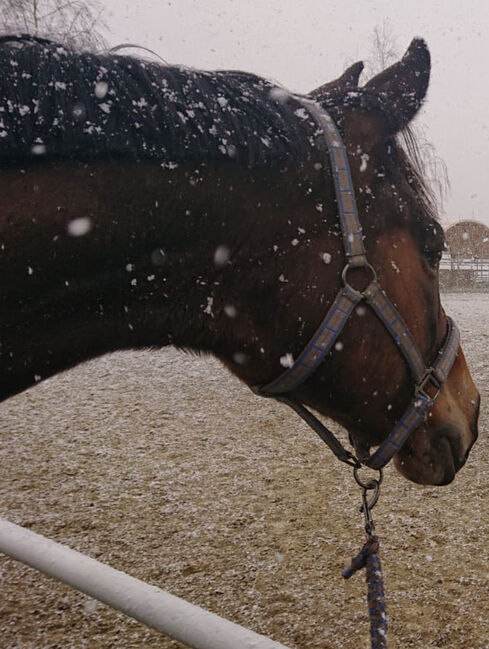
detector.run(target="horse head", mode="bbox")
[225,40,479,485]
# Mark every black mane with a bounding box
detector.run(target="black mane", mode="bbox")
[0,36,315,167]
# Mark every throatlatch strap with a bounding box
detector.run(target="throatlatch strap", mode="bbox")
[275,395,358,466]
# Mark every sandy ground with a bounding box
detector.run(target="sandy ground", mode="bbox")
[0,292,488,649]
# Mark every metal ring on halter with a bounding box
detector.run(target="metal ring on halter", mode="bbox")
[353,466,383,490]
[354,466,383,511]
[341,262,377,296]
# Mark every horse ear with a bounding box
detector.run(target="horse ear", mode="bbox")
[364,38,430,133]
[309,60,364,102]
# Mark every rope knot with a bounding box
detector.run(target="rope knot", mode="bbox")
[342,535,379,579]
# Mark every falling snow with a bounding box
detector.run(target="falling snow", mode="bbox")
[67,217,92,237]
[94,81,109,99]
[279,353,294,368]
[360,153,369,172]
[0,37,488,649]
[214,245,230,267]
[293,107,309,121]
[203,296,214,316]
[0,293,488,649]
[30,143,46,155]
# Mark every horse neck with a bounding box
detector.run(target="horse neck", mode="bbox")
[0,157,336,400]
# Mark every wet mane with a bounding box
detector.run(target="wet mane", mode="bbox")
[0,36,313,168]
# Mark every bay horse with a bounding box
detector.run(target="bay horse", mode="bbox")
[0,35,479,485]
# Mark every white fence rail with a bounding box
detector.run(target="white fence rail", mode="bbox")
[440,253,489,283]
[0,517,293,649]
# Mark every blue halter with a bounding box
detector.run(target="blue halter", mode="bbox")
[254,99,460,470]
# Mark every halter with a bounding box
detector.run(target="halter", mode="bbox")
[254,99,460,471]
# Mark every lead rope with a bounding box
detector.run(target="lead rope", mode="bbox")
[342,468,387,649]
[269,394,389,646]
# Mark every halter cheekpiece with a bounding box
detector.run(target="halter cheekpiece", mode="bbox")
[254,98,460,471]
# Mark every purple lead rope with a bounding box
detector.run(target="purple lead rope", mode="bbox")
[342,471,388,649]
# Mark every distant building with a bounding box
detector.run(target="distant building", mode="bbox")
[441,220,489,289]
[445,220,489,259]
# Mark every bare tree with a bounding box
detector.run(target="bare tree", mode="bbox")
[367,21,450,212]
[0,0,107,50]
[366,19,398,77]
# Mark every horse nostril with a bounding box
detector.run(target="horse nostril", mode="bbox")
[434,425,469,474]
[448,437,466,472]
[471,394,481,443]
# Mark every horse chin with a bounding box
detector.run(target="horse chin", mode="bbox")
[393,428,469,486]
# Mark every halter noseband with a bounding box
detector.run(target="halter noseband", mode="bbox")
[254,99,460,470]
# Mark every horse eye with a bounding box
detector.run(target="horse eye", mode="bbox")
[426,248,442,268]
[424,242,444,269]
[422,223,446,269]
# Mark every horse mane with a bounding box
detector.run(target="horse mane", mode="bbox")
[0,35,314,168]
[397,126,442,224]
[0,34,440,238]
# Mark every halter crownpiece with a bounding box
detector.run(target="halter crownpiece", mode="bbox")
[254,98,460,470]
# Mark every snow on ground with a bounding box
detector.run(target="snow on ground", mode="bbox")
[0,292,488,649]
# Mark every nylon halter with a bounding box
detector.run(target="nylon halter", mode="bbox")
[254,98,460,470]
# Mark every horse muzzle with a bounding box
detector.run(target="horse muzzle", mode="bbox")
[394,392,480,486]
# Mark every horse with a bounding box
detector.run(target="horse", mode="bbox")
[0,35,479,486]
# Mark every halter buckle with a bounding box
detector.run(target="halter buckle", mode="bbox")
[415,368,442,403]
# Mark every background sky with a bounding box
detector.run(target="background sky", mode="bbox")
[101,0,489,227]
